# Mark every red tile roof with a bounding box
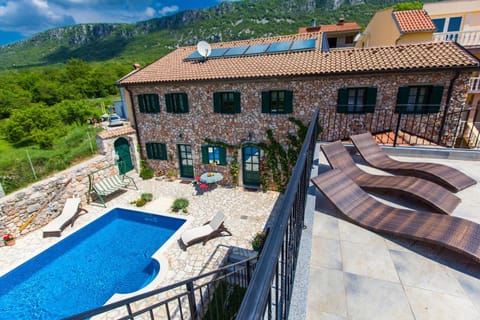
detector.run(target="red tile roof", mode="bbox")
[299,22,361,34]
[97,126,136,139]
[393,10,436,33]
[119,32,478,85]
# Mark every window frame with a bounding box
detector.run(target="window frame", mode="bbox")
[395,85,444,114]
[145,142,168,160]
[201,145,227,165]
[337,87,377,114]
[261,90,293,114]
[165,92,189,114]
[137,94,160,113]
[213,91,241,114]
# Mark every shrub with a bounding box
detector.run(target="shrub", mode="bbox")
[139,166,154,180]
[252,231,267,252]
[171,198,189,212]
[141,193,153,202]
[135,198,146,207]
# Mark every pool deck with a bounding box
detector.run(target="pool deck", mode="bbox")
[301,143,480,320]
[0,175,279,297]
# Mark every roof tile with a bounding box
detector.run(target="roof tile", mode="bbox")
[119,32,478,85]
[393,10,436,33]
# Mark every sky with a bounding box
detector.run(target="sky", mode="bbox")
[0,0,236,46]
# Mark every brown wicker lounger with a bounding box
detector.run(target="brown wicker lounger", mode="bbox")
[350,132,477,192]
[312,169,480,263]
[321,141,461,215]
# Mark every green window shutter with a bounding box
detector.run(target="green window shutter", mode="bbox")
[234,92,241,113]
[181,93,189,113]
[428,85,443,113]
[201,146,209,164]
[160,143,167,160]
[337,88,348,113]
[138,95,145,113]
[219,147,227,165]
[213,93,221,113]
[146,143,153,159]
[262,91,270,113]
[165,94,172,113]
[153,95,160,113]
[365,87,377,113]
[284,90,293,113]
[395,86,410,113]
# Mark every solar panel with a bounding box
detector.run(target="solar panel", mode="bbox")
[267,41,292,53]
[209,48,229,58]
[290,39,316,51]
[185,51,203,61]
[224,45,249,57]
[244,44,270,55]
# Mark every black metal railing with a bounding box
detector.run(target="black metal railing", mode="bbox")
[66,255,257,320]
[236,107,320,319]
[318,104,479,148]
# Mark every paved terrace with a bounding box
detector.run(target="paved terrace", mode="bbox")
[0,176,279,314]
[303,143,480,320]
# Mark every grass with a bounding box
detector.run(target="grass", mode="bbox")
[0,123,101,194]
[203,281,247,320]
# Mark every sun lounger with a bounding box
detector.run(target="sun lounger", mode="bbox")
[321,141,461,215]
[180,212,232,249]
[312,169,480,262]
[350,132,477,192]
[43,198,87,237]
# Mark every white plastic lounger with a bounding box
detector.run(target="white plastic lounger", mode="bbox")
[43,198,87,237]
[180,212,231,249]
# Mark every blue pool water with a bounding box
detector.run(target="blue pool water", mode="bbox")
[0,208,186,319]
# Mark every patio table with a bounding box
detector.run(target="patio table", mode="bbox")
[200,172,223,184]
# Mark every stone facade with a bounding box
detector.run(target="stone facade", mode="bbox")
[126,69,472,187]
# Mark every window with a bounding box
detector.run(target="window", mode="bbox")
[395,85,444,114]
[201,146,226,165]
[432,18,446,32]
[138,94,160,113]
[262,90,293,114]
[337,87,377,113]
[213,92,241,114]
[345,35,354,44]
[432,17,462,33]
[165,93,189,113]
[145,142,167,160]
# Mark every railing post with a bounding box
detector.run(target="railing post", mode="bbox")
[394,113,401,147]
[186,281,198,320]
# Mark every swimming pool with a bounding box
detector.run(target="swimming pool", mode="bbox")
[0,207,186,319]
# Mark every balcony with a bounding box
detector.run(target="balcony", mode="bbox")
[469,77,480,94]
[433,30,480,47]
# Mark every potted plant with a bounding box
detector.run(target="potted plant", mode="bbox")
[3,233,15,246]
[171,198,189,213]
[252,231,266,252]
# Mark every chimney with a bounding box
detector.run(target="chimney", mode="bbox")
[338,17,345,25]
[311,19,316,27]
[133,63,141,70]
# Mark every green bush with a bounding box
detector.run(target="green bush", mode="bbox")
[171,198,189,212]
[139,166,154,180]
[135,198,146,207]
[141,193,153,202]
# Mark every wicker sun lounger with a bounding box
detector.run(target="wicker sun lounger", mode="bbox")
[350,132,477,192]
[312,169,480,262]
[321,141,461,215]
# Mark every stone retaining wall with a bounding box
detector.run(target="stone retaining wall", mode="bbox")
[0,154,119,245]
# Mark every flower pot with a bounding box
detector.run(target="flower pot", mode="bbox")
[5,239,15,246]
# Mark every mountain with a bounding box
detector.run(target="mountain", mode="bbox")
[0,0,428,70]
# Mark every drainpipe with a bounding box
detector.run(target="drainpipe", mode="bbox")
[438,70,460,145]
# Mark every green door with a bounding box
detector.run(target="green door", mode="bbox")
[114,138,134,174]
[242,146,260,186]
[178,144,194,178]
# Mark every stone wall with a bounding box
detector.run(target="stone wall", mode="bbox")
[0,154,120,246]
[127,69,471,186]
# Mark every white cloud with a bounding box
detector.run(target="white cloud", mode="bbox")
[144,6,156,18]
[158,5,178,17]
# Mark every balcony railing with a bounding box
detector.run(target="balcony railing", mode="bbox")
[433,30,480,47]
[469,77,480,94]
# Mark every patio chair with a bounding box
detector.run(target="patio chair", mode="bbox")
[350,132,477,192]
[43,198,88,237]
[311,169,480,262]
[321,141,461,215]
[179,212,232,249]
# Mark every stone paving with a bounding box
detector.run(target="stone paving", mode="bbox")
[0,176,279,317]
[306,146,480,320]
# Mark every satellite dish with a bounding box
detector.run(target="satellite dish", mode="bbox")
[197,41,212,59]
